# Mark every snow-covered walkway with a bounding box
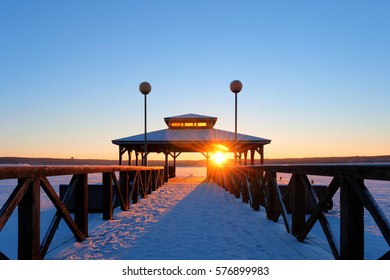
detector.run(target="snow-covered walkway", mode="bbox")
[46,177,333,260]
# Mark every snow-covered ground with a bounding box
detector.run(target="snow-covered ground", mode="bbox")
[46,177,333,260]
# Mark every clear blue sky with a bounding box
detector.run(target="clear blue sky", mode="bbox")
[1,0,389,160]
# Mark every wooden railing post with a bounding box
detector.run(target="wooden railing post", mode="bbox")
[103,172,113,220]
[249,172,261,211]
[151,170,157,191]
[18,178,40,260]
[130,171,139,204]
[225,172,231,193]
[217,168,223,186]
[265,172,277,220]
[340,178,364,259]
[140,170,147,199]
[160,168,165,187]
[255,170,265,207]
[241,171,249,203]
[74,174,88,237]
[231,172,240,198]
[291,174,306,236]
[156,169,161,188]
[120,171,129,210]
[147,170,152,194]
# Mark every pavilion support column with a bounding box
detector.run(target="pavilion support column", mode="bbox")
[169,152,181,179]
[128,150,132,166]
[143,152,150,166]
[119,146,126,166]
[164,152,169,182]
[201,152,212,178]
[244,150,248,166]
[135,152,139,166]
[261,146,264,165]
[256,146,264,165]
[250,148,255,165]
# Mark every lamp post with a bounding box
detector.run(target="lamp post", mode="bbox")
[230,80,243,163]
[139,81,151,166]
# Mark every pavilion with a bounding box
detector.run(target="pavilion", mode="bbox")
[112,113,271,181]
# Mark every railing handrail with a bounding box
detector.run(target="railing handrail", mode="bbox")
[226,163,390,181]
[0,165,165,180]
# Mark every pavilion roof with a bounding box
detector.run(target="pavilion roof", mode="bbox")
[112,113,271,153]
[112,128,270,153]
[112,128,270,143]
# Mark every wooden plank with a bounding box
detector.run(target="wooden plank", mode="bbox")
[40,177,85,241]
[297,177,340,242]
[146,170,152,195]
[40,175,78,259]
[18,178,40,260]
[348,178,390,246]
[1,164,387,181]
[340,178,364,260]
[300,175,340,259]
[103,172,113,220]
[131,171,140,204]
[0,179,31,230]
[0,165,165,180]
[291,174,305,236]
[237,164,390,181]
[112,172,126,210]
[246,173,253,205]
[40,176,86,259]
[271,176,290,233]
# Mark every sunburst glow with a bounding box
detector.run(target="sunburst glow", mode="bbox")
[213,152,226,165]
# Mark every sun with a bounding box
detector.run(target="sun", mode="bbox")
[213,152,226,165]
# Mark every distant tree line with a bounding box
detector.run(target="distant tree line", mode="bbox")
[1,155,389,166]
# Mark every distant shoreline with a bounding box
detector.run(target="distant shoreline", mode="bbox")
[1,155,390,166]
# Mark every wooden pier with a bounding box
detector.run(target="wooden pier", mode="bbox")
[210,164,390,260]
[0,165,164,260]
[1,164,389,260]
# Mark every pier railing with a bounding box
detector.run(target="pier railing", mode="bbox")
[0,165,164,260]
[210,164,390,260]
